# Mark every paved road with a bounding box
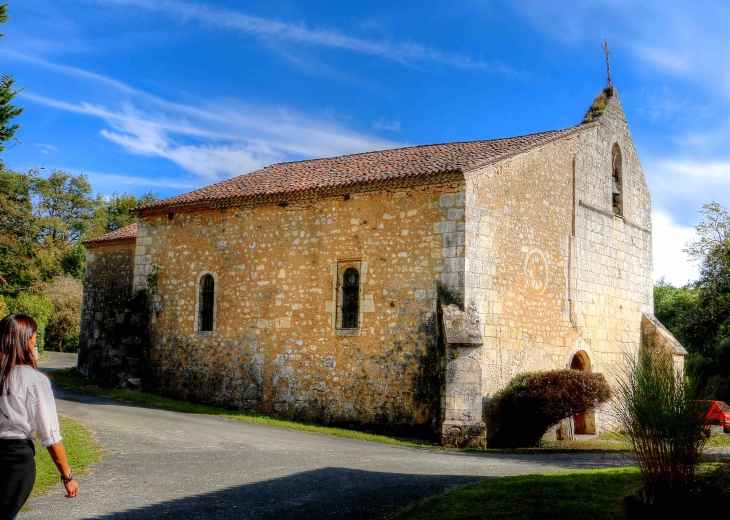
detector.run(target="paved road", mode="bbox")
[22,352,631,520]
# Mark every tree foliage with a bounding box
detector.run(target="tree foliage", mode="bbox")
[0,169,157,289]
[655,202,730,400]
[0,169,37,286]
[489,370,611,448]
[33,170,98,245]
[0,3,23,157]
[43,276,83,352]
[6,291,54,353]
[104,191,158,232]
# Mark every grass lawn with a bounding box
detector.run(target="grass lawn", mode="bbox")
[28,415,105,501]
[706,434,730,447]
[600,429,730,448]
[49,368,629,453]
[395,467,642,520]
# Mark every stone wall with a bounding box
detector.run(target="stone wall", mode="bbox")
[466,136,580,402]
[136,179,465,434]
[462,89,655,434]
[78,242,147,386]
[572,90,654,428]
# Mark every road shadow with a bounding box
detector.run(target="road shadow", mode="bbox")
[85,467,485,520]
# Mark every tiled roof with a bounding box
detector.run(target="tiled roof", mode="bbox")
[82,223,137,247]
[139,124,588,212]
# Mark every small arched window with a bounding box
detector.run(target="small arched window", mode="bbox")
[198,274,215,332]
[611,144,623,216]
[341,268,359,329]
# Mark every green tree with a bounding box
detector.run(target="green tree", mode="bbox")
[684,202,730,359]
[104,191,158,232]
[657,202,730,401]
[0,3,24,157]
[654,278,698,351]
[0,169,102,288]
[60,244,87,280]
[0,169,40,287]
[33,170,99,245]
[0,2,29,288]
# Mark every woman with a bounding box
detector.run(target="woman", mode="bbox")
[0,314,79,520]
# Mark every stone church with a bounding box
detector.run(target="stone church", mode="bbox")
[78,87,686,447]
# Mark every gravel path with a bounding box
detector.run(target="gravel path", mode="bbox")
[21,352,631,519]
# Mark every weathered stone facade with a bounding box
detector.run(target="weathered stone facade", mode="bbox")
[78,238,147,386]
[79,87,682,445]
[136,179,466,434]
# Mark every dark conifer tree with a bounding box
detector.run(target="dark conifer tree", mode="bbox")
[0,3,23,158]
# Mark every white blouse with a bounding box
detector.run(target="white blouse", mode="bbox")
[0,365,63,447]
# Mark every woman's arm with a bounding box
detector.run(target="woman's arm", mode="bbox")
[46,441,79,498]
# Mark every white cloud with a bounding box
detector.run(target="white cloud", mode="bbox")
[34,143,58,154]
[652,209,699,286]
[657,160,730,180]
[507,1,730,97]
[20,61,402,183]
[633,46,692,75]
[373,118,401,132]
[95,0,516,73]
[642,157,730,228]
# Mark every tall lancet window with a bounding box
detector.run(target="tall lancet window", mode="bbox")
[612,144,623,216]
[198,274,215,332]
[340,268,360,329]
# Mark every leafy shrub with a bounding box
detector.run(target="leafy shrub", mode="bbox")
[61,331,80,353]
[0,296,7,318]
[490,370,611,448]
[60,244,86,280]
[43,276,83,352]
[614,348,709,506]
[6,292,54,353]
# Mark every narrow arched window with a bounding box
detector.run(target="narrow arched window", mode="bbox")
[611,144,623,216]
[198,274,215,332]
[341,268,359,329]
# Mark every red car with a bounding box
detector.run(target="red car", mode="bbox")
[699,400,730,433]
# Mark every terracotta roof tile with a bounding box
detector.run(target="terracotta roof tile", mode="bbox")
[82,223,137,247]
[140,125,588,212]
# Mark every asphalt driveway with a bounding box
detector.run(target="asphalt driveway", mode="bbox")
[21,352,631,519]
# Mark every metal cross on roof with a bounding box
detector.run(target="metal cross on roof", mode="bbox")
[602,39,613,89]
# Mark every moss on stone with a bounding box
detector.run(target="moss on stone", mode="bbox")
[582,87,614,123]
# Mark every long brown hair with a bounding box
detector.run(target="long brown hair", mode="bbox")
[0,314,38,394]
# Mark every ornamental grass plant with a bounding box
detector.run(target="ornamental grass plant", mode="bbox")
[613,348,710,507]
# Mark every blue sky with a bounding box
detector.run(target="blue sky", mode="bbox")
[2,1,728,285]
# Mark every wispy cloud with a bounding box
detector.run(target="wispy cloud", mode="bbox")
[95,0,516,73]
[657,160,730,180]
[373,118,401,132]
[642,156,730,230]
[507,0,730,97]
[34,143,58,154]
[18,57,402,183]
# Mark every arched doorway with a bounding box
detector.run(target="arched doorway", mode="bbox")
[570,350,596,435]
